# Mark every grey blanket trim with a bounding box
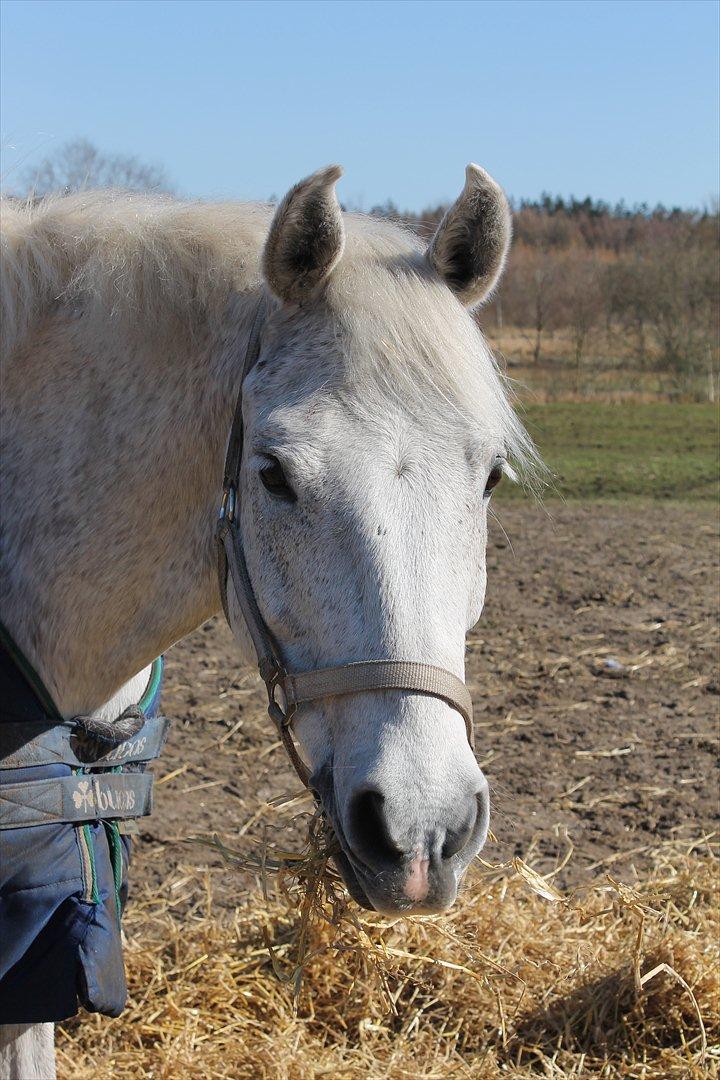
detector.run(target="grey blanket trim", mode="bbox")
[0,772,154,829]
[0,715,170,770]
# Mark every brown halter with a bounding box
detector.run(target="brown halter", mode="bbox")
[216,295,474,788]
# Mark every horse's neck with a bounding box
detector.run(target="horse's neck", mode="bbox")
[0,292,258,717]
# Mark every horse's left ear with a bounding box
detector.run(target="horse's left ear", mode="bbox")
[427,164,512,308]
[263,165,345,305]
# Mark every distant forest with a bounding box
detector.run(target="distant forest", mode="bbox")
[371,194,719,397]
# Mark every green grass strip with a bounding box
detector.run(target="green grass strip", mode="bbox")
[499,402,719,501]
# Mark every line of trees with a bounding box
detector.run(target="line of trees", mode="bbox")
[373,194,719,395]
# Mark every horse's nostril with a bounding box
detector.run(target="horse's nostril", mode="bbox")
[348,788,403,866]
[441,801,478,860]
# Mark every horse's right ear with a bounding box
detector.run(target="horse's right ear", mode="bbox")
[263,165,345,305]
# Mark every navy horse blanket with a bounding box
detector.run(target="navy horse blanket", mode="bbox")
[0,634,166,1023]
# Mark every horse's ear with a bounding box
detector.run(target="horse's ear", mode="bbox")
[427,164,512,308]
[263,165,345,304]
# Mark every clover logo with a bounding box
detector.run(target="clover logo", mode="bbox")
[72,779,95,812]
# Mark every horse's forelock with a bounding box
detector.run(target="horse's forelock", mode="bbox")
[325,236,541,488]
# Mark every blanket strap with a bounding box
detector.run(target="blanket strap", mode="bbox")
[0,772,154,830]
[0,715,171,769]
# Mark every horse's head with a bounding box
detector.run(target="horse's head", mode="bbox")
[231,165,532,914]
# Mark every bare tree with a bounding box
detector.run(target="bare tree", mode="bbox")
[19,138,172,197]
[606,223,719,389]
[499,246,559,363]
[559,253,604,387]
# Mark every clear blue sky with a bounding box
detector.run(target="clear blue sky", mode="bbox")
[1,0,718,210]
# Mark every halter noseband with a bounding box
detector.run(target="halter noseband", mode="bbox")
[215,295,474,788]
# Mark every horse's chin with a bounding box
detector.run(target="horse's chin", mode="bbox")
[310,760,375,909]
[330,847,375,910]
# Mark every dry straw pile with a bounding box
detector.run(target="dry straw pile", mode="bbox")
[57,813,718,1079]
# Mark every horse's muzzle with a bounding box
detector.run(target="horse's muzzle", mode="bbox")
[312,763,490,914]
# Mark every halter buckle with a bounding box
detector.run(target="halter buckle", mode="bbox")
[263,664,297,729]
[218,485,237,525]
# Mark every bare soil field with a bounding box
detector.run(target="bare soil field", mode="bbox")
[134,500,719,902]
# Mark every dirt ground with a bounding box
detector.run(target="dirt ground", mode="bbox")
[133,501,719,904]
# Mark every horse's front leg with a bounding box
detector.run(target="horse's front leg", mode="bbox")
[0,1023,56,1080]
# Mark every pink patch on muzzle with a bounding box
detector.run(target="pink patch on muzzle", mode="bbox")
[404,855,430,902]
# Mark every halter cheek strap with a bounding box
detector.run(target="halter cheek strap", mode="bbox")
[216,294,475,789]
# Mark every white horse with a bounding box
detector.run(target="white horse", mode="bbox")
[0,163,536,1077]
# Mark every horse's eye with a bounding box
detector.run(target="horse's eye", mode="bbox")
[259,457,296,502]
[484,463,504,497]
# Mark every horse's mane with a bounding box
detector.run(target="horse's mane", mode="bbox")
[0,190,539,482]
[0,190,274,356]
